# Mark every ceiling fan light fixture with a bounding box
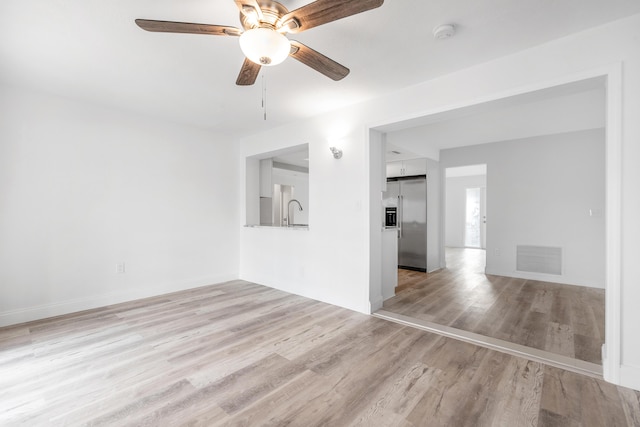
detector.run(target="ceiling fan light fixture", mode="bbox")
[239,28,291,66]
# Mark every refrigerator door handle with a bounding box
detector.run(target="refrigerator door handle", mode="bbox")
[398,195,403,238]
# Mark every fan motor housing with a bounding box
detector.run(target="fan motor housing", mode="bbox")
[240,1,289,30]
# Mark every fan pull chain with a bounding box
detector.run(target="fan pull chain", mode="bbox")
[262,74,267,120]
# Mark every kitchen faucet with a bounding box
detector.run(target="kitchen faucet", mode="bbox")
[286,199,303,226]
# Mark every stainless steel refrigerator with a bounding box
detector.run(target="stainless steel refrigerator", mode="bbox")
[383,177,427,271]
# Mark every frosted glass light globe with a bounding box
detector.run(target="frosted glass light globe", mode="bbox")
[239,28,291,66]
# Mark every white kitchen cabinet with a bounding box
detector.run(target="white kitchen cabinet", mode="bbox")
[386,158,427,178]
[259,158,273,198]
[382,228,398,300]
[386,161,404,178]
[403,158,427,176]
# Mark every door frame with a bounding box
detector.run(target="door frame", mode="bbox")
[368,63,623,385]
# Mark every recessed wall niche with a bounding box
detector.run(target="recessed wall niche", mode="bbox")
[246,144,309,227]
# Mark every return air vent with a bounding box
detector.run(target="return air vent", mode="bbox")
[516,245,562,275]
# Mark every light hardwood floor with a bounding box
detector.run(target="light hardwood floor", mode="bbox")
[1,280,637,426]
[384,248,605,364]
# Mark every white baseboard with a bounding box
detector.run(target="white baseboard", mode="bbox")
[484,268,605,289]
[619,364,640,391]
[370,296,384,313]
[0,274,238,328]
[239,274,371,315]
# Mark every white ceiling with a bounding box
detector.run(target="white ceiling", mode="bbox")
[273,145,309,168]
[384,76,606,160]
[2,1,639,138]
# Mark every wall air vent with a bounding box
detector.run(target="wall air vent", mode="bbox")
[516,245,562,275]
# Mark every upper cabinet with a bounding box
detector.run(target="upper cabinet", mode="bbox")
[259,158,273,198]
[387,158,427,178]
[386,161,403,178]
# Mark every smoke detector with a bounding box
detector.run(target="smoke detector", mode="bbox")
[433,24,456,40]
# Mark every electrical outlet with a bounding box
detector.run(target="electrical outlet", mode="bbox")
[494,248,500,256]
[116,263,126,274]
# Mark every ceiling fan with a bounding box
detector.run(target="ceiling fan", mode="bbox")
[135,0,384,86]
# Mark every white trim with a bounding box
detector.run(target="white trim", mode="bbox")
[619,365,640,390]
[367,128,385,313]
[0,275,237,327]
[369,297,383,313]
[483,268,605,289]
[603,62,623,385]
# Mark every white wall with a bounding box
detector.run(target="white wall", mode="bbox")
[440,129,605,289]
[386,128,441,160]
[239,118,372,314]
[0,86,239,326]
[445,175,487,248]
[238,13,640,388]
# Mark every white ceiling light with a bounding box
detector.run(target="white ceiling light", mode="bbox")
[239,28,291,66]
[433,24,456,40]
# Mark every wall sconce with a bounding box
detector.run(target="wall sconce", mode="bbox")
[329,146,343,159]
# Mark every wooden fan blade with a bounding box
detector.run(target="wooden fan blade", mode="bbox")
[289,40,349,81]
[279,0,383,34]
[236,58,261,85]
[135,19,242,36]
[234,0,264,22]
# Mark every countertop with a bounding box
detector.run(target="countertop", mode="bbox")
[244,224,309,230]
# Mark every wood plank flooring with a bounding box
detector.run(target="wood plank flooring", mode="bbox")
[1,279,637,426]
[384,247,605,364]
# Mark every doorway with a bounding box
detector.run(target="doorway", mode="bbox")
[445,164,487,272]
[373,74,614,376]
[464,187,486,248]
